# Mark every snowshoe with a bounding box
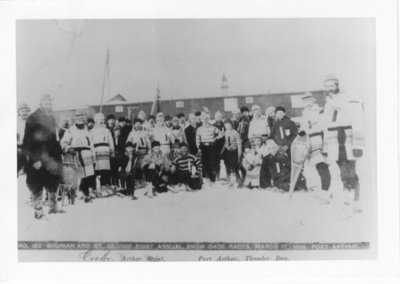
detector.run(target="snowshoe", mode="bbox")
[84,196,94,203]
[48,208,66,214]
[34,210,44,220]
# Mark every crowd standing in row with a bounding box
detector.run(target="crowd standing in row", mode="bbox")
[17,75,365,219]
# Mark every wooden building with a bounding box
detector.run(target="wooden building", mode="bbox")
[54,90,327,124]
[88,90,326,120]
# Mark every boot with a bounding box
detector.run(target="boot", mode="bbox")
[48,192,65,214]
[144,182,154,198]
[33,191,44,219]
[84,196,93,203]
[34,208,44,219]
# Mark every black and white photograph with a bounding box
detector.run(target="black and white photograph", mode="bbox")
[0,0,399,282]
[15,17,377,262]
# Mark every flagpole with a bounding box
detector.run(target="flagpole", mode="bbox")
[100,48,110,113]
[151,81,160,115]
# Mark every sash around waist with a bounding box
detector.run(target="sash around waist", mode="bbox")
[74,146,91,151]
[94,143,110,148]
[327,126,352,132]
[309,131,323,138]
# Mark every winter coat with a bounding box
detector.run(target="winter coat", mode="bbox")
[248,115,268,139]
[237,116,250,143]
[270,116,298,148]
[22,108,63,183]
[322,93,365,162]
[242,148,262,187]
[170,125,187,144]
[184,124,198,155]
[60,124,95,178]
[91,126,115,170]
[299,104,325,166]
[119,154,138,175]
[150,125,173,155]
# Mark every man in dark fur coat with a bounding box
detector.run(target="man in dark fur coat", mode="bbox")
[23,94,64,219]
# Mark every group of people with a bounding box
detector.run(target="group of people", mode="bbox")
[17,74,365,219]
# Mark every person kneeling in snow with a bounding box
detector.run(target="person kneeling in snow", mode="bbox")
[259,139,291,192]
[242,141,262,189]
[170,142,203,192]
[141,140,171,197]
[119,142,138,200]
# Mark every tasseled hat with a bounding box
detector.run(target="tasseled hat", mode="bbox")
[94,112,105,121]
[17,103,30,112]
[74,110,86,118]
[151,140,161,148]
[324,74,339,83]
[39,93,54,103]
[214,110,222,119]
[301,92,313,101]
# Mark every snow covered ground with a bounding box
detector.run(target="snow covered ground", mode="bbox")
[17,175,372,244]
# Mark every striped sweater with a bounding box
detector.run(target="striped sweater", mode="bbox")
[173,153,202,175]
[195,124,221,148]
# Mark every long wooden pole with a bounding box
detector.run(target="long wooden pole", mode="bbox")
[100,49,110,113]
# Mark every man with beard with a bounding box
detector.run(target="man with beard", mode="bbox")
[237,106,250,144]
[17,103,30,174]
[126,118,151,188]
[194,111,202,128]
[60,110,96,203]
[87,118,95,131]
[184,113,198,155]
[322,75,365,212]
[23,94,64,219]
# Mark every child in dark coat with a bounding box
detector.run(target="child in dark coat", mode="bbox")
[119,142,138,200]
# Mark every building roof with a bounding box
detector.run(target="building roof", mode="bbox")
[107,94,127,103]
[89,90,324,107]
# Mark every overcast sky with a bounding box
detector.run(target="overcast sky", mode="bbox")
[16,19,375,110]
